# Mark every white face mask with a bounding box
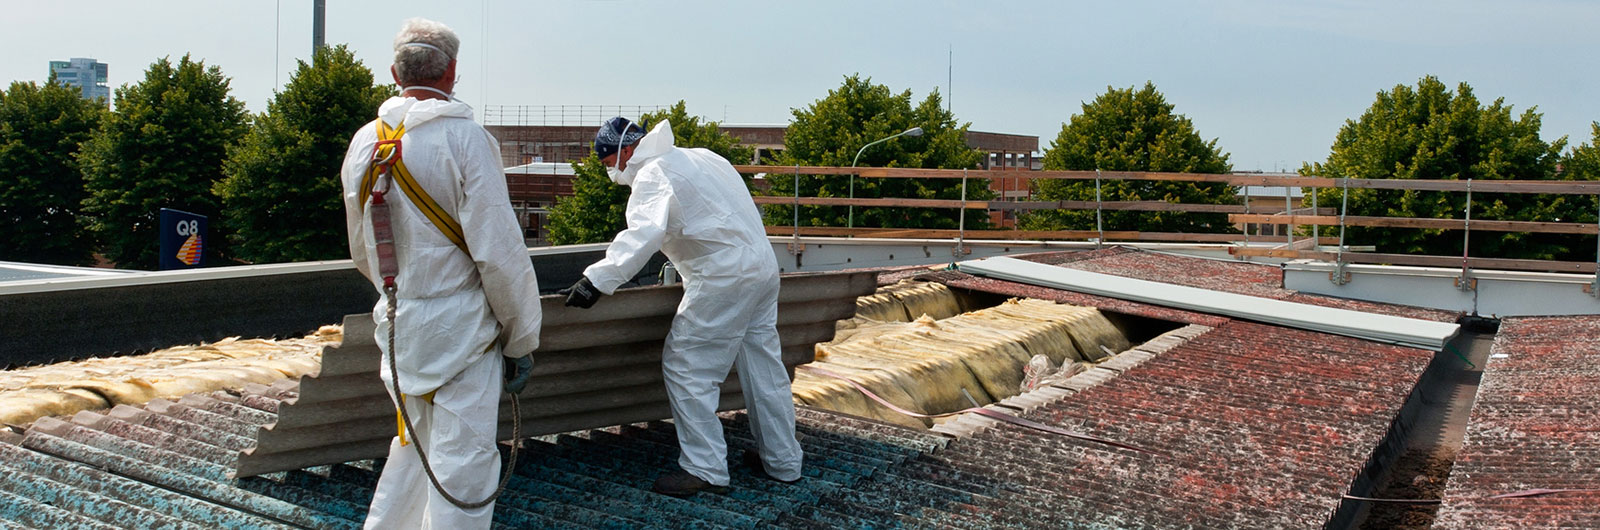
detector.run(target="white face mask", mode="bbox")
[403,85,460,103]
[606,122,630,184]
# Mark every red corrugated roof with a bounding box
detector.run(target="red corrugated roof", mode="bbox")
[1434,316,1600,528]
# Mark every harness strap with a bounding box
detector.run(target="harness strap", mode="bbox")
[395,390,437,446]
[362,120,470,253]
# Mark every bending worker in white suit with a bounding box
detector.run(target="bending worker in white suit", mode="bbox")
[341,18,540,529]
[563,117,804,496]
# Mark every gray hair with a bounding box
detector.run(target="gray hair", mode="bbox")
[392,18,460,85]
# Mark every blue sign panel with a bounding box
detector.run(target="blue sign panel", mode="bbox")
[159,208,207,270]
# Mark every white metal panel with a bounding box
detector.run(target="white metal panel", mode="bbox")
[958,256,1460,350]
[1284,260,1600,317]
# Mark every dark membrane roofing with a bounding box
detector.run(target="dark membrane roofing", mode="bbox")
[1433,316,1600,528]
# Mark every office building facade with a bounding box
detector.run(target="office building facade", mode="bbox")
[48,58,110,103]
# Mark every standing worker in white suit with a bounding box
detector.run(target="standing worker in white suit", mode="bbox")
[341,18,540,529]
[563,117,804,496]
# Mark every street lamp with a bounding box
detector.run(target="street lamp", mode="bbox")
[848,127,923,228]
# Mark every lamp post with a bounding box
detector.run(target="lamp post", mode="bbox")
[848,127,924,229]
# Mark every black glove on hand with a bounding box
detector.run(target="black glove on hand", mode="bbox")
[503,356,533,395]
[563,276,602,309]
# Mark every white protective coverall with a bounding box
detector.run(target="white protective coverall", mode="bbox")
[341,95,541,529]
[584,121,803,485]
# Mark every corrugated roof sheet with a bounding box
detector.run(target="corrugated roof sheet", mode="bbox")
[0,383,950,529]
[1433,316,1600,529]
[1,247,1524,529]
[814,319,1437,528]
[239,270,877,477]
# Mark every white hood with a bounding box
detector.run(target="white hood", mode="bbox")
[613,120,675,186]
[377,95,475,130]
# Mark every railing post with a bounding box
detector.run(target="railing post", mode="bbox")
[1094,168,1105,249]
[1312,184,1319,248]
[1333,177,1350,285]
[847,168,855,230]
[791,165,801,257]
[1592,193,1600,297]
[1284,182,1294,247]
[955,168,968,260]
[1458,179,1474,291]
[1241,182,1252,260]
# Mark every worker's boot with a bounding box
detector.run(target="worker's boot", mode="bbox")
[652,469,728,497]
[742,450,800,484]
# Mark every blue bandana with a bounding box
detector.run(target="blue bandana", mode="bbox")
[593,117,648,160]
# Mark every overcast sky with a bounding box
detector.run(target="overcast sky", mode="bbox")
[4,1,1596,172]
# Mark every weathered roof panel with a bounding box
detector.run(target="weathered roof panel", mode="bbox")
[1433,316,1600,528]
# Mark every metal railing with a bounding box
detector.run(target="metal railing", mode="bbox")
[484,105,668,127]
[735,165,1600,290]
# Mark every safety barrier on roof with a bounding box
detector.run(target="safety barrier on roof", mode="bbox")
[958,256,1461,350]
[233,270,878,477]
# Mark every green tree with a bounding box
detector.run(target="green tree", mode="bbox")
[1547,123,1600,258]
[79,55,249,268]
[1021,82,1234,233]
[1562,124,1600,181]
[1304,76,1567,259]
[0,80,104,265]
[765,74,988,229]
[215,45,394,263]
[547,101,754,245]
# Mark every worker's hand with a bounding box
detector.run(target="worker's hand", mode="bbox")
[503,356,533,395]
[562,276,602,309]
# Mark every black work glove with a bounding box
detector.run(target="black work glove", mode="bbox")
[503,355,533,395]
[562,276,602,309]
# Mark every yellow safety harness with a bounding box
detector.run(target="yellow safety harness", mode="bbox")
[360,120,469,254]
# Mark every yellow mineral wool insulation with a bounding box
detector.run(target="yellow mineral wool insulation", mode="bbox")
[887,323,1032,403]
[824,317,908,354]
[979,299,1129,360]
[798,296,1133,427]
[1063,312,1130,361]
[854,293,910,323]
[0,388,109,425]
[891,281,963,321]
[959,303,1085,364]
[808,342,991,415]
[0,326,338,427]
[850,280,964,323]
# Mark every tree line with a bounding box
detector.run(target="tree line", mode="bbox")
[3,49,1598,267]
[1,46,389,268]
